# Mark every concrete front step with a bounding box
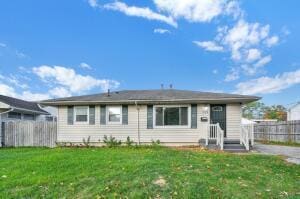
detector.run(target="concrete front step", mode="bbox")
[224,144,245,149]
[199,139,250,152]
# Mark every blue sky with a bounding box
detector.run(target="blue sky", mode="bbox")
[0,0,299,106]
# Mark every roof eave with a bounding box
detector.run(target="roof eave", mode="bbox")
[11,107,50,115]
[40,97,260,106]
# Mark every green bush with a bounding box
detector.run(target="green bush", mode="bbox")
[151,139,161,146]
[82,136,91,148]
[103,135,122,147]
[125,136,134,147]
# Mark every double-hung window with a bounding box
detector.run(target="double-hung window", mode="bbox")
[107,106,121,124]
[155,106,189,127]
[23,114,35,120]
[74,106,89,123]
[8,112,22,119]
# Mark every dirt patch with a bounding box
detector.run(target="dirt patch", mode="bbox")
[153,176,167,187]
[171,145,222,153]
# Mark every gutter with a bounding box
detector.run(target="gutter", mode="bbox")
[10,106,50,115]
[0,108,14,115]
[40,97,261,106]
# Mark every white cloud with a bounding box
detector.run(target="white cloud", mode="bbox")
[49,87,72,98]
[225,68,239,82]
[0,43,6,48]
[254,55,272,68]
[154,28,170,34]
[235,69,300,95]
[241,65,256,76]
[221,20,270,61]
[0,65,120,101]
[194,19,280,79]
[87,0,98,8]
[0,75,28,89]
[0,83,50,101]
[20,91,50,101]
[104,1,178,28]
[193,41,223,52]
[0,83,16,97]
[33,65,119,93]
[15,50,29,59]
[154,0,241,23]
[246,49,261,62]
[265,35,279,47]
[79,62,92,70]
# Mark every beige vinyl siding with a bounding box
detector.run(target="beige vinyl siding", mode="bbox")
[57,103,242,144]
[57,104,210,143]
[226,104,242,139]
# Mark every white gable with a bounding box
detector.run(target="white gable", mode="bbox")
[288,103,300,121]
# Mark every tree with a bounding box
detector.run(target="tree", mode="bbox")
[263,105,287,121]
[242,101,267,119]
[242,102,287,121]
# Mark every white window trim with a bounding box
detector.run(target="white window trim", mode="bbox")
[153,105,191,128]
[106,105,122,124]
[74,106,89,124]
[7,112,22,120]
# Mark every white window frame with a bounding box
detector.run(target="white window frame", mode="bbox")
[106,106,122,124]
[7,112,22,120]
[74,106,89,124]
[153,105,191,128]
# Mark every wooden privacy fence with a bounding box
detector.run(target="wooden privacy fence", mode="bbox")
[254,120,300,143]
[1,121,57,148]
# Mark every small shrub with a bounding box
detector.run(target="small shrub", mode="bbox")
[151,139,161,146]
[125,136,134,147]
[103,135,122,147]
[82,136,91,148]
[56,142,67,147]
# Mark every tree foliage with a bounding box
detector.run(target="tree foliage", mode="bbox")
[242,101,287,121]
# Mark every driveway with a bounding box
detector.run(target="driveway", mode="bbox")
[253,143,300,164]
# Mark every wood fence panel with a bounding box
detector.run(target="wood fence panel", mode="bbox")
[1,121,57,148]
[254,120,300,143]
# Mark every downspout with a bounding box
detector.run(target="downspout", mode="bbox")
[135,101,140,145]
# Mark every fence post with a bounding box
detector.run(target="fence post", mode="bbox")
[288,121,291,142]
[251,124,254,146]
[1,122,4,147]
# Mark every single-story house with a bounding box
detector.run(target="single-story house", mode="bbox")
[41,89,260,146]
[0,95,50,121]
[287,102,300,121]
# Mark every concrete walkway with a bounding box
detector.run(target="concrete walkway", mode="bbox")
[253,143,300,164]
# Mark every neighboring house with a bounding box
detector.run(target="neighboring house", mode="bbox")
[0,95,50,122]
[41,89,260,146]
[287,102,300,121]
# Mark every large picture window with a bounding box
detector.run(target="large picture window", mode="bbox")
[74,106,89,123]
[155,106,188,126]
[107,106,121,123]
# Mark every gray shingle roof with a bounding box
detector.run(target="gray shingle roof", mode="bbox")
[0,95,49,114]
[41,89,260,105]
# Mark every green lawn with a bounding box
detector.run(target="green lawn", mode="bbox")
[0,147,299,198]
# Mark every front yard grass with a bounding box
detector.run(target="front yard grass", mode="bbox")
[0,147,299,198]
